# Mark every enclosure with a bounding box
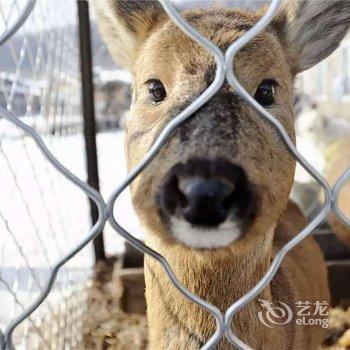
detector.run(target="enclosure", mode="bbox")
[0,0,350,349]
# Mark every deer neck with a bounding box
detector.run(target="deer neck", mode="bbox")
[144,229,276,349]
[145,229,274,312]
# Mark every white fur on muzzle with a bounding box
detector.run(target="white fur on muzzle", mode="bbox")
[170,217,242,249]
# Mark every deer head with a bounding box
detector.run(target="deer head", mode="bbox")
[95,0,350,251]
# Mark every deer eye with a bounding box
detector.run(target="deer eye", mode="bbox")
[147,79,166,104]
[254,79,276,107]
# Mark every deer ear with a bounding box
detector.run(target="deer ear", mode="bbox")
[272,0,350,73]
[93,0,166,70]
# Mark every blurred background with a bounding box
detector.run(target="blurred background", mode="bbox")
[0,1,349,349]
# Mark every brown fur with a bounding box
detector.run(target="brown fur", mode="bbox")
[93,1,350,348]
[144,201,328,349]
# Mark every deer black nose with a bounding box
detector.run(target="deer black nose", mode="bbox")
[158,158,256,228]
[178,178,235,226]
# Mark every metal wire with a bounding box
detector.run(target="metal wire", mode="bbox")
[1,0,94,348]
[0,0,349,349]
[0,1,36,47]
[0,104,106,349]
[332,167,350,228]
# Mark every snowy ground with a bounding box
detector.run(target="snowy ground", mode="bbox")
[0,128,141,337]
[0,129,140,265]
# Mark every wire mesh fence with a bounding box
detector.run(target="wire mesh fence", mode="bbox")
[0,0,93,348]
[0,0,349,350]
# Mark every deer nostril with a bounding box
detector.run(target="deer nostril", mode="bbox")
[159,174,185,214]
[178,189,189,208]
[222,190,235,211]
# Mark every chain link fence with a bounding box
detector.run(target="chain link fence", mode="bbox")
[0,0,94,348]
[0,0,349,350]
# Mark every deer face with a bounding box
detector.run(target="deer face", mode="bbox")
[95,0,350,250]
[127,17,295,249]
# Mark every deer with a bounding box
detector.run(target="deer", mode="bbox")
[94,1,350,349]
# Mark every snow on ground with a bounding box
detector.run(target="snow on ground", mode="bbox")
[0,129,140,267]
[0,128,140,334]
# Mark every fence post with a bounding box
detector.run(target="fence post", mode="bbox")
[77,0,106,261]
